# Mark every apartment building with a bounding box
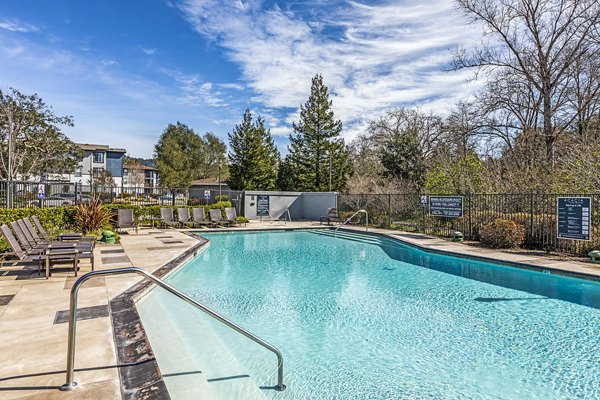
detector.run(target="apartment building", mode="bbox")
[68,143,126,186]
[122,161,159,188]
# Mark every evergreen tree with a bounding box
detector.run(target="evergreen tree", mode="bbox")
[227,109,280,190]
[155,123,227,190]
[286,74,352,191]
[379,130,426,190]
[276,155,295,191]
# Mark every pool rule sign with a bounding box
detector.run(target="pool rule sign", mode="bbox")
[256,195,270,217]
[429,196,463,218]
[557,197,591,241]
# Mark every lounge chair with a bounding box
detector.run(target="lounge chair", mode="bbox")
[117,209,138,234]
[21,218,94,252]
[160,208,179,229]
[192,208,211,228]
[224,207,245,226]
[177,208,195,228]
[13,219,59,253]
[320,208,340,225]
[30,215,94,242]
[0,225,87,278]
[209,209,228,227]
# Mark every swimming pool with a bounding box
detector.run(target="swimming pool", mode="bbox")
[137,230,600,399]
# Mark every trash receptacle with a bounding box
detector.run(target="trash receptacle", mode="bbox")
[589,250,600,263]
[102,230,116,244]
[452,231,464,242]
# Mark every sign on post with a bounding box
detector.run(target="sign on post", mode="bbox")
[429,196,463,218]
[420,195,427,208]
[37,184,45,199]
[256,195,270,217]
[557,197,591,241]
[203,190,211,200]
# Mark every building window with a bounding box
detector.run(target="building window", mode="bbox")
[74,166,82,177]
[93,152,104,163]
[93,167,105,177]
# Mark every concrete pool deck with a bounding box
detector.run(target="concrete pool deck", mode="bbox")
[0,221,599,399]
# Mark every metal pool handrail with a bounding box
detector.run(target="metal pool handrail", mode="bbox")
[60,267,286,392]
[335,209,369,234]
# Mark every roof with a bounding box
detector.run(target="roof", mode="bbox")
[191,178,225,185]
[77,143,127,153]
[123,163,158,171]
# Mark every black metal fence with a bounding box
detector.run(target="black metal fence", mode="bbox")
[0,180,244,215]
[338,193,600,256]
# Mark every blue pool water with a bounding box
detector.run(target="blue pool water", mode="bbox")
[139,230,600,399]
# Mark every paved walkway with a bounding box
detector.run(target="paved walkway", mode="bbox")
[0,221,598,400]
[0,228,199,400]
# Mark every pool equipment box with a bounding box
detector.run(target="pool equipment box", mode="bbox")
[429,196,463,218]
[557,197,591,241]
[256,195,270,217]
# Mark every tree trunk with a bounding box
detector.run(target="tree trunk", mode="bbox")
[542,91,555,165]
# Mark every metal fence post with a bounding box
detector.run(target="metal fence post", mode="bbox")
[529,191,534,241]
[422,193,426,234]
[388,193,392,227]
[468,192,473,239]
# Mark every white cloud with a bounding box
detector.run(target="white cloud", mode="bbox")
[176,0,483,142]
[140,47,156,55]
[0,19,39,33]
[217,82,245,90]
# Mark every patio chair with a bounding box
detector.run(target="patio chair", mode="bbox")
[224,207,245,226]
[30,215,94,242]
[177,208,195,228]
[10,220,41,252]
[0,225,88,278]
[192,208,211,228]
[320,208,340,225]
[117,209,138,234]
[20,218,94,252]
[160,208,179,229]
[209,209,227,227]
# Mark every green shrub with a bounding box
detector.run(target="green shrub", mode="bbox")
[215,195,230,202]
[235,216,249,223]
[479,219,525,249]
[73,198,113,234]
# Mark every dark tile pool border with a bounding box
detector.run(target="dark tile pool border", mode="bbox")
[108,236,209,400]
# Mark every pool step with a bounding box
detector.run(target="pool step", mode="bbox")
[137,294,221,399]
[312,229,384,245]
[138,292,268,400]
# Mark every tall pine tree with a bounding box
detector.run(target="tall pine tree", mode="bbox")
[286,74,352,191]
[227,109,280,190]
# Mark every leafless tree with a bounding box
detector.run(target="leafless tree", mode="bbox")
[453,0,600,164]
[367,108,444,160]
[126,159,147,188]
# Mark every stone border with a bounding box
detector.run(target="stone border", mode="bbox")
[108,237,209,400]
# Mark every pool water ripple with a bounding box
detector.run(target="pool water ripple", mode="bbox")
[139,230,600,399]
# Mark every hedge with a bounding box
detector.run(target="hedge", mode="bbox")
[0,201,234,253]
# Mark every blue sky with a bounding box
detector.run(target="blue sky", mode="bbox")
[0,0,482,158]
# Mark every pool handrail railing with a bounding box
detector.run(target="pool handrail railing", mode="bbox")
[60,267,287,392]
[335,209,369,234]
